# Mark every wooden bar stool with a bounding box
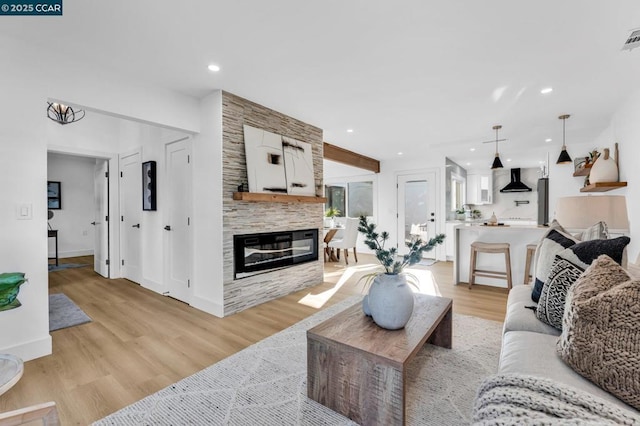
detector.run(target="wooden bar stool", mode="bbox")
[468,241,512,290]
[523,243,537,284]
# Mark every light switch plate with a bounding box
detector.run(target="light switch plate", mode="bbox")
[16,203,33,220]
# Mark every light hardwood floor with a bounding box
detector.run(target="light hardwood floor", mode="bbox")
[0,255,507,425]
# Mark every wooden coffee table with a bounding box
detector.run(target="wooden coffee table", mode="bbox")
[307,294,453,425]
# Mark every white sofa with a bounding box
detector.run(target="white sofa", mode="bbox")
[499,259,640,417]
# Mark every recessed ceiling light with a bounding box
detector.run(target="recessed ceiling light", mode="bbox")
[397,152,403,156]
[470,148,476,152]
[347,129,354,133]
[545,138,552,142]
[540,87,553,94]
[539,160,545,164]
[207,64,221,72]
[506,158,512,162]
[466,162,471,166]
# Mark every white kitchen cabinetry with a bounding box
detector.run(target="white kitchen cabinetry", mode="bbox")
[445,222,457,260]
[467,173,493,205]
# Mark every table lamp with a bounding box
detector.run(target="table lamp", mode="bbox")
[554,195,629,235]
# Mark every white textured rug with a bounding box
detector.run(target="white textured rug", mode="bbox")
[95,296,502,425]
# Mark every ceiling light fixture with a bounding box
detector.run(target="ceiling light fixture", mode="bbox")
[46,102,85,125]
[207,64,221,72]
[545,138,552,142]
[397,152,403,156]
[540,87,553,94]
[347,129,354,133]
[556,114,572,164]
[507,158,512,162]
[470,148,476,152]
[482,124,506,169]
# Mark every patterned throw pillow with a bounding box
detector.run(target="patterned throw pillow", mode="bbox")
[557,236,630,270]
[578,221,609,241]
[532,229,578,302]
[536,256,584,329]
[557,255,640,410]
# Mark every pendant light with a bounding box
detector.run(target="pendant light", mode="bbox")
[556,114,572,164]
[490,125,504,169]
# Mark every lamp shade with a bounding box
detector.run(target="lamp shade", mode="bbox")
[554,195,629,233]
[556,147,572,164]
[491,154,504,169]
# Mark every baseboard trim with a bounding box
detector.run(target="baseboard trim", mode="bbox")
[57,249,94,259]
[1,335,52,361]
[191,295,224,318]
[141,278,164,294]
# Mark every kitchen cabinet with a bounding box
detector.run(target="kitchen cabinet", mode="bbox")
[466,173,492,205]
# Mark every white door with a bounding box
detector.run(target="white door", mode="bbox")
[397,172,438,259]
[120,151,142,284]
[164,138,192,302]
[93,159,110,277]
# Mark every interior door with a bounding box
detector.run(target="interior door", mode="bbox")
[93,159,110,277]
[120,151,142,284]
[164,138,192,302]
[397,172,437,259]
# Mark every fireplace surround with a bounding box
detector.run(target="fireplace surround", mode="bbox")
[234,229,319,279]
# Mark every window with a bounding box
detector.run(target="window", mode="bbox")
[325,180,374,218]
[450,173,465,212]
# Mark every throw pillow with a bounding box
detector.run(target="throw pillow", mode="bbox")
[557,236,630,270]
[535,256,584,329]
[532,229,578,302]
[557,255,640,410]
[578,221,609,241]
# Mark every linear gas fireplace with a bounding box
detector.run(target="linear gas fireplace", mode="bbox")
[234,229,318,279]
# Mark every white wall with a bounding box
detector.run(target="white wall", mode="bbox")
[0,33,200,361]
[190,91,224,316]
[47,153,96,258]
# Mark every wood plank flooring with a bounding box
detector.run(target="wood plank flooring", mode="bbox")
[0,255,507,425]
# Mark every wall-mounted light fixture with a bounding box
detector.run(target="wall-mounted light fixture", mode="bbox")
[47,102,85,125]
[556,114,572,164]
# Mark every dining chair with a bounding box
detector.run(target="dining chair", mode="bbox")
[327,217,359,265]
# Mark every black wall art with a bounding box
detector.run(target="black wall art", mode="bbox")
[142,161,157,211]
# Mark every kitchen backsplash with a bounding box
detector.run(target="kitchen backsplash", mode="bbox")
[471,167,542,221]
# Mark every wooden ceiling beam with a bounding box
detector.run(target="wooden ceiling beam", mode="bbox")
[323,142,380,173]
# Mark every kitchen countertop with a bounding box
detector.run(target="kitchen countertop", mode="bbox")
[456,223,545,230]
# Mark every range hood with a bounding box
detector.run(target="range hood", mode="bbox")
[500,168,532,193]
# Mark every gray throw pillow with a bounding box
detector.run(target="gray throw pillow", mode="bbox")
[558,236,630,270]
[536,256,584,329]
[578,221,609,241]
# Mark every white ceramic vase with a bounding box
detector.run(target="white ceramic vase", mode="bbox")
[589,148,618,184]
[367,273,414,330]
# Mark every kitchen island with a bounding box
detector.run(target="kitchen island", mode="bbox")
[454,224,548,288]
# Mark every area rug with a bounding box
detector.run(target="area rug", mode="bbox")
[95,296,502,425]
[48,263,90,272]
[49,293,92,332]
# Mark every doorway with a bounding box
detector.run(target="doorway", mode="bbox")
[397,171,438,259]
[119,150,142,284]
[163,138,192,303]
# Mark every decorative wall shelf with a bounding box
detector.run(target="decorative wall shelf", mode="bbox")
[579,182,627,193]
[233,192,327,203]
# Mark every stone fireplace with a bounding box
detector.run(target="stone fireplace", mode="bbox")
[222,91,324,315]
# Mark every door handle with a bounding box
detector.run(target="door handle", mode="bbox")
[429,218,435,222]
[164,225,171,231]
[91,222,96,225]
[132,224,140,228]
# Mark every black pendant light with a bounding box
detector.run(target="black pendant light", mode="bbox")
[490,125,504,169]
[556,114,572,164]
[47,102,85,125]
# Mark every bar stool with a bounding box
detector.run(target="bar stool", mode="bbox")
[523,243,537,284]
[468,241,512,290]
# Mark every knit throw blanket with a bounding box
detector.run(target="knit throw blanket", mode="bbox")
[472,374,640,425]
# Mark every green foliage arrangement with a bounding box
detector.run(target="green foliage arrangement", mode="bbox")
[358,216,445,275]
[324,206,340,218]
